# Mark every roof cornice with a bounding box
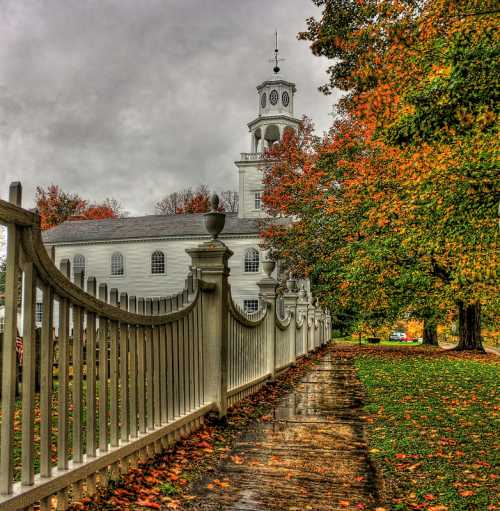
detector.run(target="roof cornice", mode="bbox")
[44,232,261,248]
[247,115,301,129]
[256,79,297,93]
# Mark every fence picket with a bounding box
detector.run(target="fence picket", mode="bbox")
[98,283,109,453]
[129,297,138,438]
[40,284,54,478]
[72,303,84,463]
[109,289,119,447]
[21,262,37,486]
[145,299,154,430]
[119,292,129,442]
[137,298,146,434]
[159,299,167,424]
[57,259,71,471]
[86,277,97,458]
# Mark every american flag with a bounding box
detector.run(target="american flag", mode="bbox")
[16,335,23,365]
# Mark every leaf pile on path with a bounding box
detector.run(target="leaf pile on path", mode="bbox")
[69,347,328,510]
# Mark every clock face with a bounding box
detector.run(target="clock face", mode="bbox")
[282,91,290,107]
[269,89,279,105]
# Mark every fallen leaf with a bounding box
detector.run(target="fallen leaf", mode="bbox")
[136,499,161,509]
[459,490,475,497]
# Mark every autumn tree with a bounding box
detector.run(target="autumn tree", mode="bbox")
[35,185,125,230]
[155,186,238,214]
[262,0,497,349]
[262,118,439,337]
[182,184,211,213]
[219,190,239,213]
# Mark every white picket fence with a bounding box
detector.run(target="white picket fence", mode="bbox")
[0,182,331,511]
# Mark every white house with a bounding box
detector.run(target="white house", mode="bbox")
[42,65,301,312]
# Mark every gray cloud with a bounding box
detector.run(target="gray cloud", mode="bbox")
[0,0,339,215]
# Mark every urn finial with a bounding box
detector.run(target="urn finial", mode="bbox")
[204,193,225,239]
[209,193,220,212]
[262,253,276,278]
[286,271,297,292]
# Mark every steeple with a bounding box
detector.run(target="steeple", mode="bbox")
[234,34,302,219]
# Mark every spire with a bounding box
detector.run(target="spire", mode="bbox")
[269,30,285,75]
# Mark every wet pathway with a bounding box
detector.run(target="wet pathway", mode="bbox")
[188,351,379,510]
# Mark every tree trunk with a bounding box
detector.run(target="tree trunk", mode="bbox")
[422,320,438,346]
[456,301,484,351]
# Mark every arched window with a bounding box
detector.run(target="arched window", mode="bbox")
[151,250,166,274]
[73,254,85,279]
[244,248,259,273]
[111,252,124,276]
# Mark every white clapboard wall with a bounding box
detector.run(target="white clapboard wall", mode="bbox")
[47,235,269,307]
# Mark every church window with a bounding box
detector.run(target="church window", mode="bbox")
[151,250,166,274]
[73,254,85,279]
[261,93,266,108]
[244,299,259,313]
[36,302,43,323]
[254,192,262,210]
[244,248,259,273]
[282,91,289,107]
[269,89,279,105]
[111,252,124,276]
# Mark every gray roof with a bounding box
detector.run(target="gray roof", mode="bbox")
[42,213,285,244]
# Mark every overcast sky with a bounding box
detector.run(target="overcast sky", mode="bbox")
[0,0,340,215]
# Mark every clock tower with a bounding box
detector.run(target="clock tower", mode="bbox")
[235,35,301,218]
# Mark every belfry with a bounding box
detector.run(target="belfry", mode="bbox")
[235,32,301,218]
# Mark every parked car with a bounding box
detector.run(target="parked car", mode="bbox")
[389,332,405,341]
[403,334,418,342]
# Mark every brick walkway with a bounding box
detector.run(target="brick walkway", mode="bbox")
[188,350,379,510]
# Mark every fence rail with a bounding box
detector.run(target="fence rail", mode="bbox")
[0,182,331,511]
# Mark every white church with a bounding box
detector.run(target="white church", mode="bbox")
[43,63,302,313]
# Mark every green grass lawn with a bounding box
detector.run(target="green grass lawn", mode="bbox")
[334,336,422,347]
[354,349,499,510]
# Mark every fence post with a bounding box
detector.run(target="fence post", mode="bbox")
[297,283,308,356]
[283,273,298,366]
[326,309,332,342]
[186,238,232,419]
[0,182,22,495]
[315,300,321,348]
[307,293,315,353]
[257,260,278,380]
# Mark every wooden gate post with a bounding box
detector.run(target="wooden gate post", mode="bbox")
[187,239,232,419]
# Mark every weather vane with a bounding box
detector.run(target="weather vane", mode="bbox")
[269,30,285,74]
